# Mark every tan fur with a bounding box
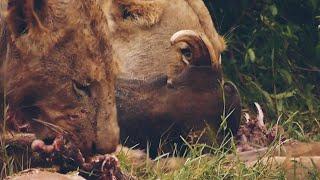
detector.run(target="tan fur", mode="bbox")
[105,0,241,156]
[106,0,226,79]
[2,0,119,156]
[251,156,320,179]
[114,145,186,173]
[113,0,166,27]
[2,0,239,159]
[115,142,320,176]
[243,142,320,179]
[120,142,320,175]
[6,169,85,180]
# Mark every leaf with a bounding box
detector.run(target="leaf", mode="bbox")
[276,99,284,112]
[270,90,296,99]
[269,5,278,16]
[279,69,293,85]
[304,84,315,112]
[247,48,256,63]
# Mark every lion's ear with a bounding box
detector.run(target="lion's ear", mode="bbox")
[7,0,47,37]
[219,35,227,52]
[115,0,166,27]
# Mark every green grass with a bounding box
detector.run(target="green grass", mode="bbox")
[204,0,320,139]
[116,138,285,179]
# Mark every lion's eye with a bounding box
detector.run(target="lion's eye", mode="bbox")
[72,81,91,98]
[121,6,132,19]
[181,47,192,59]
[180,47,192,65]
[7,0,47,37]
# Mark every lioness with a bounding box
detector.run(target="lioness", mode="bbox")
[106,0,241,155]
[1,0,119,156]
[0,0,241,159]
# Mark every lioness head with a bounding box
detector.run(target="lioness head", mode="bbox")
[1,0,119,156]
[108,0,241,155]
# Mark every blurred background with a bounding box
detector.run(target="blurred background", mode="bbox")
[204,0,320,140]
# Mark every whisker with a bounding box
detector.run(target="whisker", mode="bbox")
[31,118,69,135]
[224,25,240,40]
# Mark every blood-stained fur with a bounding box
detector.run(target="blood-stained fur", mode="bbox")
[1,0,119,156]
[1,0,241,158]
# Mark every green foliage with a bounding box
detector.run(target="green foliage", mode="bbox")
[204,0,320,137]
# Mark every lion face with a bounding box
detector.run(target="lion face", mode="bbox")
[108,0,240,155]
[2,0,119,156]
